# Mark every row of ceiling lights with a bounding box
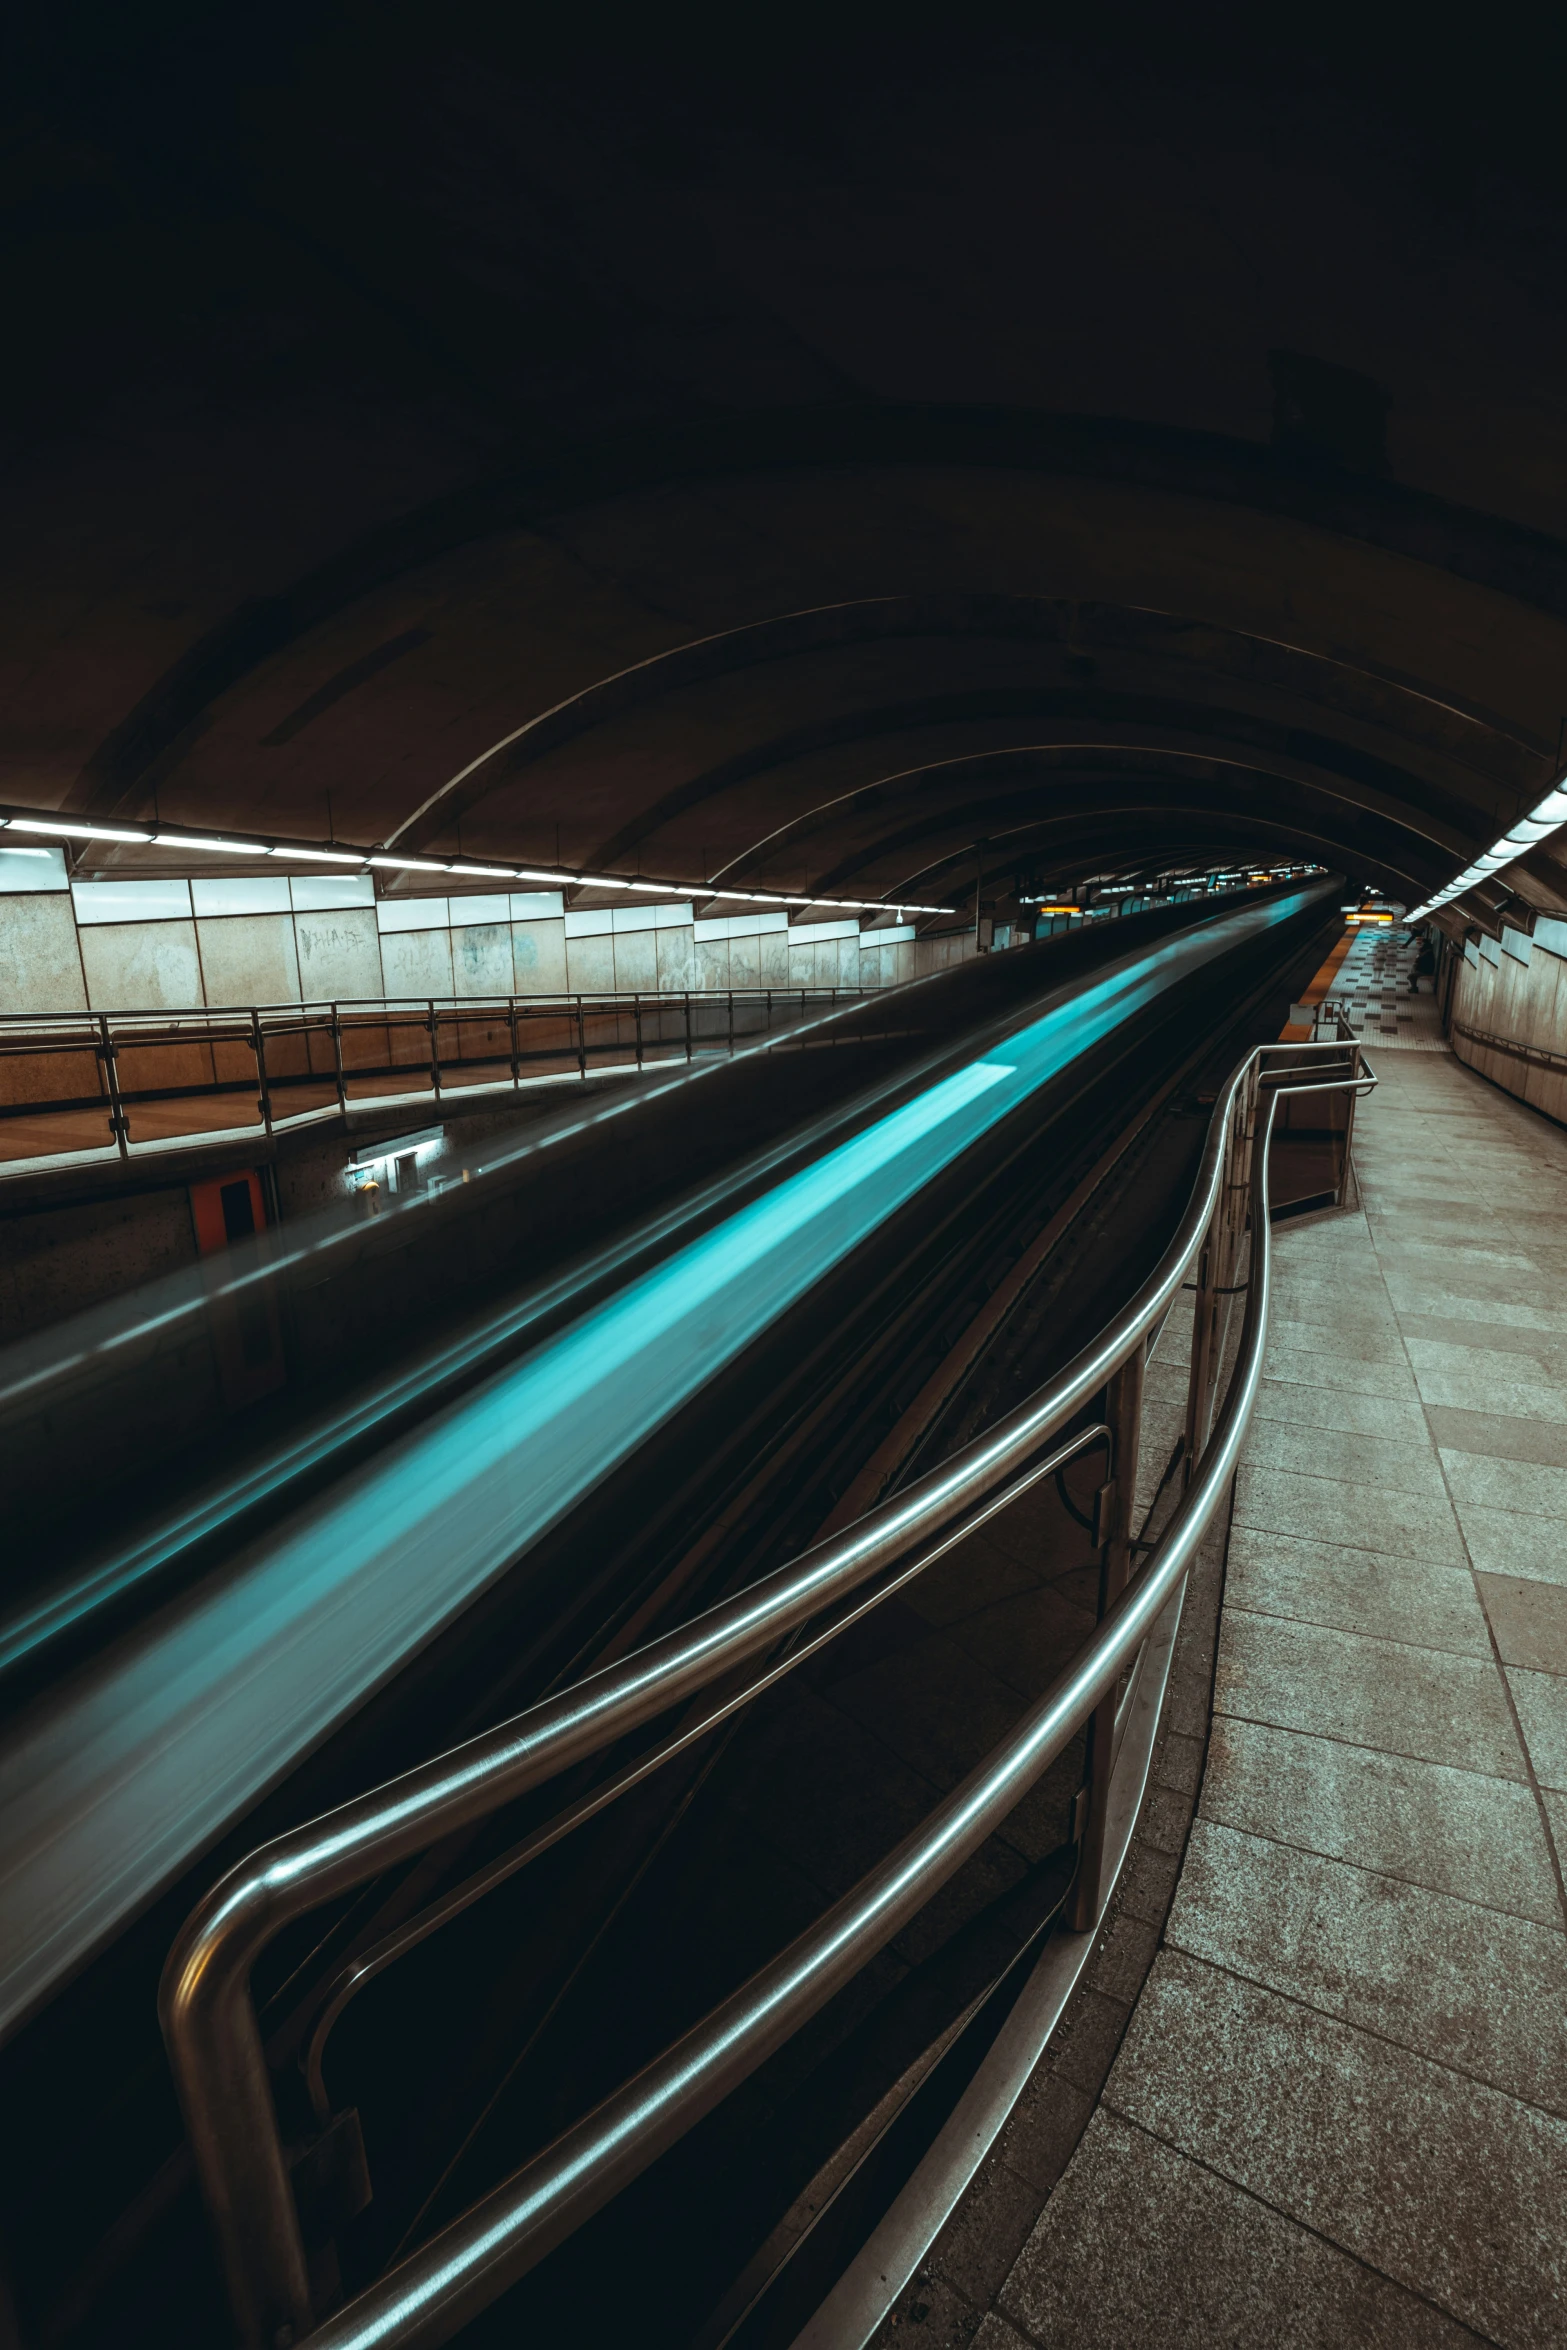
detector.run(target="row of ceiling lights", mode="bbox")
[1409,783,1567,921]
[0,805,952,920]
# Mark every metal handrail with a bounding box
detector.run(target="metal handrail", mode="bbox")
[295,1423,1110,2130]
[1450,1010,1567,1075]
[0,985,875,1165]
[160,1036,1372,2350]
[0,984,871,1034]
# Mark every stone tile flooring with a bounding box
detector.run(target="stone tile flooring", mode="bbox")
[896,1045,1567,2347]
[1327,924,1449,1050]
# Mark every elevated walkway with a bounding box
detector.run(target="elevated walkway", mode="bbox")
[0,984,867,1177]
[883,1036,1567,2346]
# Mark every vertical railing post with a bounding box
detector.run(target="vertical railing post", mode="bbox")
[99,1014,130,1160]
[508,996,521,1091]
[250,1011,274,1136]
[330,1004,348,1117]
[1185,1070,1258,1478]
[1230,1062,1261,1276]
[427,1000,442,1101]
[1338,1045,1362,1204]
[576,997,587,1080]
[634,994,643,1069]
[1182,1207,1218,1485]
[1069,1341,1146,1931]
[684,992,693,1064]
[727,988,736,1056]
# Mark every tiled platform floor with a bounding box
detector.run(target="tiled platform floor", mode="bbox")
[895,1046,1567,2347]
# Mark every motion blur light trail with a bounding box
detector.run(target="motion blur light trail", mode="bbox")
[0,888,1314,2036]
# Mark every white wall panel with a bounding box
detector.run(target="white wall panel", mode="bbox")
[79,921,204,1008]
[73,879,192,925]
[611,929,658,990]
[380,928,454,997]
[195,913,302,1005]
[376,895,449,933]
[0,844,68,892]
[451,922,514,996]
[294,909,384,1001]
[565,933,615,991]
[291,875,375,911]
[191,876,291,916]
[0,894,87,1011]
[511,919,568,993]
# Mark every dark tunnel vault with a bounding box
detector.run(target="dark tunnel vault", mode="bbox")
[10,9,1567,922]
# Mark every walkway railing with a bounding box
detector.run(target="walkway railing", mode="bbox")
[0,986,871,1167]
[1450,1011,1567,1077]
[160,1036,1374,2350]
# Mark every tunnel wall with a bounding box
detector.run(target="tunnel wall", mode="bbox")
[0,850,948,1014]
[1448,917,1567,1123]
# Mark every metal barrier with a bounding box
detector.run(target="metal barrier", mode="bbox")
[160,1036,1373,2350]
[0,987,872,1166]
[1450,1011,1567,1078]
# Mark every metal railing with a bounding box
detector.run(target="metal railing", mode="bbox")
[160,1035,1374,2350]
[1308,1000,1358,1041]
[1450,1011,1567,1077]
[0,986,873,1165]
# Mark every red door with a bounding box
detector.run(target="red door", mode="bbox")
[188,1168,285,1407]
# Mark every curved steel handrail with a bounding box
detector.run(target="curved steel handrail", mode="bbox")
[293,1425,1110,2130]
[159,1037,1370,2350]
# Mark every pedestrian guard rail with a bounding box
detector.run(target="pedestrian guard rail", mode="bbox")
[0,986,873,1164]
[161,1034,1374,2350]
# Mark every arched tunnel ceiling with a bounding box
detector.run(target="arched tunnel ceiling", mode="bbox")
[9,11,1567,919]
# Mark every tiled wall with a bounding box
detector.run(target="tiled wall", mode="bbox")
[0,845,945,1014]
[1449,915,1567,1121]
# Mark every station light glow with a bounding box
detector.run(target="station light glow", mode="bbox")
[1018,864,1317,914]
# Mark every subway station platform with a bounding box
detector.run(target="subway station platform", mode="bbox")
[880,1027,1567,2346]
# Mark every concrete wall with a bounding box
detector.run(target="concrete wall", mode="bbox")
[0,1183,199,1341]
[912,930,976,978]
[0,850,953,1014]
[1449,916,1567,1123]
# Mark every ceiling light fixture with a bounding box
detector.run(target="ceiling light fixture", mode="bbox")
[8,816,154,845]
[150,831,270,856]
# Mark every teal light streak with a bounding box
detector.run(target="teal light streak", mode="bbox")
[0,886,1315,2035]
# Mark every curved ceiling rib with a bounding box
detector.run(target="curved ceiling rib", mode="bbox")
[45,412,1567,925]
[875,810,1429,908]
[703,736,1467,894]
[840,798,1430,909]
[379,587,1543,865]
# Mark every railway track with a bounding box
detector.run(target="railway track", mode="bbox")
[0,881,1340,2350]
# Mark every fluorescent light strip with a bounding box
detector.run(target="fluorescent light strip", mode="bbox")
[152,832,270,856]
[1410,780,1567,920]
[0,807,947,917]
[9,817,155,845]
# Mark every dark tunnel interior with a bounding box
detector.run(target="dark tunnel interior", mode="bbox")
[4,13,1567,2350]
